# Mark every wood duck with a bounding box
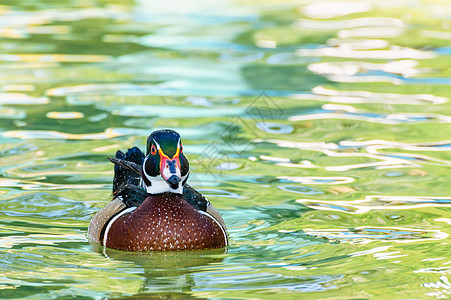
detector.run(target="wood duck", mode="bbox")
[88,129,228,251]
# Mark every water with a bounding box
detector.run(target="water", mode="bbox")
[1,0,451,298]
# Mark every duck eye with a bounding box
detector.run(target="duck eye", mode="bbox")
[180,144,183,153]
[150,145,157,155]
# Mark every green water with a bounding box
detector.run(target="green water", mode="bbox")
[1,0,451,298]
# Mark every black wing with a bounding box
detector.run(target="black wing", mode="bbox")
[111,146,144,193]
[111,147,147,207]
[182,184,210,212]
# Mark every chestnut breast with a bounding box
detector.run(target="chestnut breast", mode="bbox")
[104,193,227,251]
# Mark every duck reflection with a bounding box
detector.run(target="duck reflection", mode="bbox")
[91,242,225,299]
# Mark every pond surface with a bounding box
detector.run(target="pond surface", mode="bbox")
[1,0,451,298]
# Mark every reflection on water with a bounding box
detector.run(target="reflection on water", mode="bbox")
[1,0,451,298]
[94,245,227,298]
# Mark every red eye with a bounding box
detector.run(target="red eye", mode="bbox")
[180,144,183,153]
[150,145,157,155]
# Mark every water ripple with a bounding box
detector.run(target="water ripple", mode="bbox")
[289,104,451,125]
[308,60,427,78]
[299,226,447,244]
[193,271,342,292]
[297,196,451,214]
[277,176,354,185]
[0,93,48,104]
[296,17,404,30]
[301,2,371,19]
[2,128,150,140]
[300,86,448,105]
[298,46,436,60]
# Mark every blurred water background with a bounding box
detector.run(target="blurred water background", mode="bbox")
[1,0,451,298]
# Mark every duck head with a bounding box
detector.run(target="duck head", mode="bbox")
[141,129,189,194]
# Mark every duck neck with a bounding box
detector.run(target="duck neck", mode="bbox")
[140,177,183,194]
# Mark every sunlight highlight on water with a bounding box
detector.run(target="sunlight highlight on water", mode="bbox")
[0,0,451,299]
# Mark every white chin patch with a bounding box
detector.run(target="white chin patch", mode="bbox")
[162,162,181,182]
[141,175,183,194]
